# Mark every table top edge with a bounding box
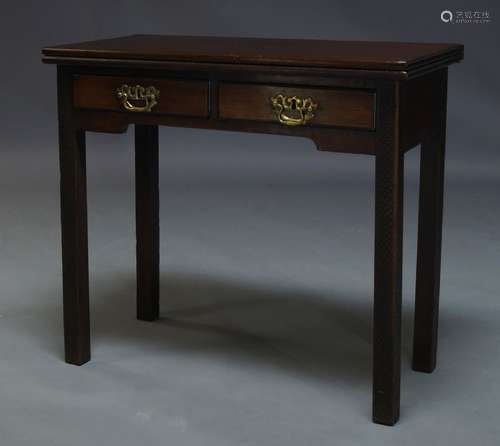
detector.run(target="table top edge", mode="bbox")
[41,35,464,73]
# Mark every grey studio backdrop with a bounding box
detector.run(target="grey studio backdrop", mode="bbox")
[0,1,499,445]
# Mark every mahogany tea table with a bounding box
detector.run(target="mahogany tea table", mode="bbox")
[42,35,464,425]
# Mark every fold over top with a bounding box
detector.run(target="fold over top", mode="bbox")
[42,34,464,74]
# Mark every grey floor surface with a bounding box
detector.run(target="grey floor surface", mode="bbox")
[1,129,499,445]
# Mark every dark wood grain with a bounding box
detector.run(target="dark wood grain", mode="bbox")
[74,108,377,154]
[372,81,403,426]
[218,83,375,129]
[74,75,209,117]
[42,35,463,73]
[58,66,90,365]
[45,36,462,425]
[413,69,448,372]
[399,70,446,151]
[67,66,378,154]
[43,56,452,80]
[135,125,160,321]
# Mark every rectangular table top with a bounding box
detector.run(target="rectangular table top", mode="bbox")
[42,34,463,74]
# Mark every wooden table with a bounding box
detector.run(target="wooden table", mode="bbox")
[42,35,463,425]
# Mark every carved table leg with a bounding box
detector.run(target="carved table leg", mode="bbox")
[413,71,448,373]
[372,82,404,425]
[135,125,160,321]
[58,67,90,365]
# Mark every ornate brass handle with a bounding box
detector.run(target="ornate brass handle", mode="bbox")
[116,84,160,112]
[270,94,318,126]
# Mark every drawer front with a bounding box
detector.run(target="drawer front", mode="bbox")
[74,75,209,117]
[218,83,375,130]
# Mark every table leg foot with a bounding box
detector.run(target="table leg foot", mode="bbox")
[372,411,400,426]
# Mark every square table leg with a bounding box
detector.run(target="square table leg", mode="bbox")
[58,68,90,365]
[413,71,448,372]
[372,82,404,425]
[135,125,160,321]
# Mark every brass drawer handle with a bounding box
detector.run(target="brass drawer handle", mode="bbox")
[116,84,160,112]
[270,94,317,126]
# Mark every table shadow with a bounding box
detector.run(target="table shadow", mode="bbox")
[86,270,415,389]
